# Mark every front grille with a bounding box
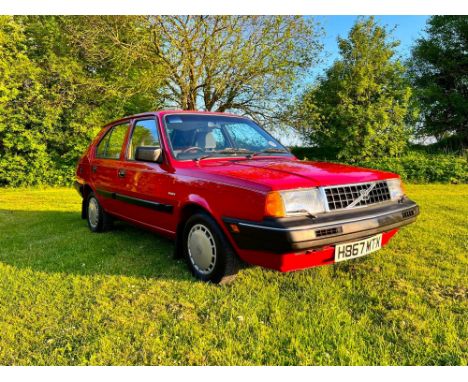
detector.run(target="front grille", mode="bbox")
[323,181,391,210]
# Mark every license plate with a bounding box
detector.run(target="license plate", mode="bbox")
[334,234,383,263]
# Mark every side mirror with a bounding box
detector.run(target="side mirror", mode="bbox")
[135,146,163,163]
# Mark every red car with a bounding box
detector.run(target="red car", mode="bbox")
[75,110,419,283]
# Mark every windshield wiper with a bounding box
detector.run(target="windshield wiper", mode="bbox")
[215,148,254,155]
[249,148,289,157]
[193,148,254,161]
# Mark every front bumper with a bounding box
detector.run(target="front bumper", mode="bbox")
[223,198,419,254]
[74,180,84,197]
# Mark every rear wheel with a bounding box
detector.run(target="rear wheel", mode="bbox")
[183,212,241,284]
[86,192,113,232]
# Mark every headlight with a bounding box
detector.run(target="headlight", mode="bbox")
[265,189,326,217]
[387,178,405,201]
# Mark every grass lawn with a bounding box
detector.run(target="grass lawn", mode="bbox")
[0,185,466,365]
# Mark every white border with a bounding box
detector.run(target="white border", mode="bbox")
[0,366,466,381]
[1,0,467,15]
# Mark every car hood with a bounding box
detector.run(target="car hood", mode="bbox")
[192,158,398,191]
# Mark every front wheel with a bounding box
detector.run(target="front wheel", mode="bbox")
[183,212,241,284]
[86,192,113,232]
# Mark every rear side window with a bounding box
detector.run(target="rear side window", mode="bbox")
[96,122,129,159]
[128,119,160,160]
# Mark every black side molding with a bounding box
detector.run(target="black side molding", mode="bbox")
[96,189,173,213]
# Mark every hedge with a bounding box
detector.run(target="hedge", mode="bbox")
[1,147,466,188]
[290,147,468,184]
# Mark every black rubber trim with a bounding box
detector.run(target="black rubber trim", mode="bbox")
[96,189,113,199]
[223,199,419,253]
[74,181,83,197]
[96,189,173,213]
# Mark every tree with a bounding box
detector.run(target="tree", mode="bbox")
[290,17,413,161]
[20,16,167,176]
[0,16,52,186]
[63,16,322,123]
[144,16,321,122]
[0,16,167,186]
[410,16,468,148]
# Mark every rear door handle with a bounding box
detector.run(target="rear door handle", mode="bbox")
[91,165,97,173]
[118,169,126,178]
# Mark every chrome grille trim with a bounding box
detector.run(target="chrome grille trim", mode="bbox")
[322,181,391,211]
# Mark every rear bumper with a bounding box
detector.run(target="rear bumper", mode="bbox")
[74,180,84,197]
[223,198,419,254]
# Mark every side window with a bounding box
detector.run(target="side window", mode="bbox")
[128,119,160,160]
[96,122,129,159]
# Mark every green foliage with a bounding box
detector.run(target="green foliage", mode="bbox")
[290,17,414,161]
[0,16,166,187]
[291,146,468,183]
[356,152,468,184]
[0,186,466,365]
[0,17,164,186]
[410,16,468,148]
[0,16,56,187]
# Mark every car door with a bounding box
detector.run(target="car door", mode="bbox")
[90,121,130,216]
[115,117,177,234]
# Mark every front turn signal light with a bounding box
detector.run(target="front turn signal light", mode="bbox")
[265,192,285,218]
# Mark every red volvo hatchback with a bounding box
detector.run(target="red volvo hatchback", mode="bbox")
[75,110,419,283]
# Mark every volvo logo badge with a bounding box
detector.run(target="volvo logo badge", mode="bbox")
[345,183,377,208]
[360,189,371,201]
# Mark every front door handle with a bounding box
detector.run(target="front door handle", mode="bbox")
[91,165,97,173]
[118,169,126,178]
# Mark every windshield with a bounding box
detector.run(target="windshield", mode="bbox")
[163,114,289,160]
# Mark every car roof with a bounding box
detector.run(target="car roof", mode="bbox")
[104,110,242,127]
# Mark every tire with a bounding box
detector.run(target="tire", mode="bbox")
[86,192,113,233]
[183,212,241,284]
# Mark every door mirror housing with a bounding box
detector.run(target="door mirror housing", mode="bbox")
[135,146,163,163]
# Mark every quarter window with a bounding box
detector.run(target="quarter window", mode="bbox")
[128,119,160,160]
[96,122,129,159]
[96,131,111,158]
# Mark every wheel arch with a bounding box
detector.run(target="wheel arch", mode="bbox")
[80,184,95,219]
[176,194,219,229]
[173,202,213,258]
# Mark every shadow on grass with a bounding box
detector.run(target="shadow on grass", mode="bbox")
[0,209,193,281]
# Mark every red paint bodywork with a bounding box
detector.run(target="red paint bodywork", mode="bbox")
[76,110,402,272]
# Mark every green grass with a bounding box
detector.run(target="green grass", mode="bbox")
[0,185,467,365]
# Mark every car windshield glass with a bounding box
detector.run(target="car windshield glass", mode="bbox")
[164,114,289,160]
